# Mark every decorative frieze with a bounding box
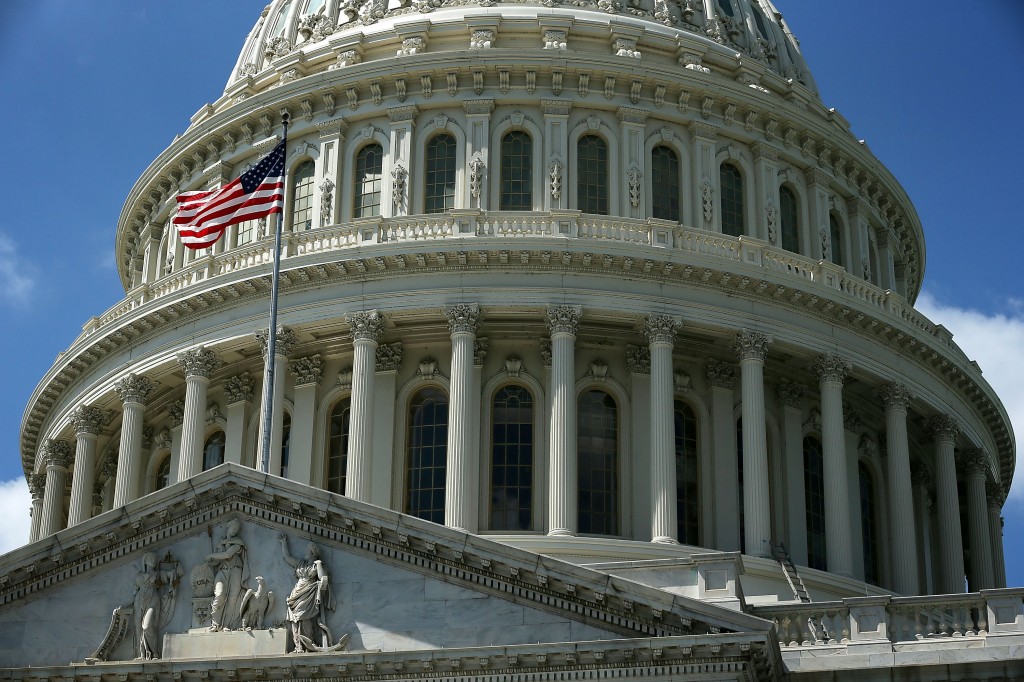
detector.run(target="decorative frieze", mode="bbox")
[543,29,567,50]
[470,29,494,49]
[70,406,111,436]
[224,373,255,404]
[290,354,324,386]
[706,359,736,390]
[444,303,481,335]
[546,305,581,336]
[375,342,403,372]
[732,331,772,362]
[177,346,221,379]
[927,414,961,442]
[625,345,650,375]
[776,381,804,408]
[43,439,73,469]
[878,382,913,410]
[346,310,385,343]
[254,325,297,358]
[811,354,851,384]
[115,374,154,406]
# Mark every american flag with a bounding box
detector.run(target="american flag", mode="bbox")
[173,140,285,249]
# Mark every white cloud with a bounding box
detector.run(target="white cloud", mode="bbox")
[0,477,31,555]
[916,292,1024,503]
[0,232,35,305]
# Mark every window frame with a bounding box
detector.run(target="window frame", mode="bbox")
[650,144,683,223]
[353,142,384,219]
[719,161,746,237]
[289,158,316,231]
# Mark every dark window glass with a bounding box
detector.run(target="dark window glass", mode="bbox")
[860,462,880,585]
[292,160,315,230]
[500,131,533,211]
[491,385,534,530]
[406,387,449,523]
[720,163,744,237]
[675,400,699,544]
[424,134,457,213]
[354,144,383,218]
[280,414,292,478]
[155,455,171,491]
[751,4,771,39]
[577,135,609,215]
[829,214,844,267]
[804,436,827,570]
[326,398,351,495]
[780,186,800,253]
[203,431,225,472]
[651,146,681,222]
[578,389,618,535]
[717,0,735,18]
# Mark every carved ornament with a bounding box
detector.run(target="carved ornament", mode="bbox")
[444,303,481,335]
[546,305,582,336]
[706,359,736,390]
[290,354,324,386]
[347,310,385,343]
[958,448,989,476]
[625,345,650,375]
[178,346,221,379]
[877,382,913,411]
[503,355,524,377]
[540,339,552,367]
[167,399,186,428]
[29,473,46,500]
[115,374,155,405]
[43,439,73,469]
[811,354,851,384]
[733,331,772,362]
[644,314,679,345]
[776,381,804,408]
[376,342,403,372]
[927,414,960,442]
[255,325,297,358]
[70,405,112,436]
[474,337,488,366]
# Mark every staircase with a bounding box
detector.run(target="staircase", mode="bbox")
[771,542,811,603]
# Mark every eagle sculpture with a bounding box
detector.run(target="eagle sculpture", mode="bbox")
[239,575,275,630]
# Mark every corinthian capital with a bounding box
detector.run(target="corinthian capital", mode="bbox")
[910,460,932,489]
[877,382,913,411]
[811,354,851,384]
[167,399,186,428]
[776,381,804,408]
[290,354,324,386]
[224,373,255,404]
[178,346,221,379]
[444,303,481,335]
[346,310,385,343]
[958,448,989,477]
[115,374,154,405]
[100,455,118,479]
[70,405,111,436]
[254,325,297,358]
[625,345,650,375]
[706,359,737,389]
[29,473,46,500]
[986,479,1006,508]
[546,305,582,336]
[733,330,772,362]
[43,439,73,469]
[376,342,403,372]
[643,315,680,346]
[926,414,960,443]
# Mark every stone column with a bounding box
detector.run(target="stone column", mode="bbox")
[28,474,46,543]
[288,355,324,484]
[987,481,1007,588]
[39,439,73,538]
[626,345,652,540]
[911,463,935,594]
[688,121,718,232]
[812,354,854,578]
[223,373,254,465]
[370,342,403,507]
[707,360,739,551]
[777,382,807,566]
[444,304,481,533]
[928,414,965,594]
[546,305,582,536]
[733,331,773,557]
[141,222,165,285]
[878,382,918,595]
[646,315,680,544]
[67,406,109,527]
[255,326,297,476]
[345,311,385,502]
[166,400,185,485]
[113,374,154,508]
[960,448,994,591]
[541,100,572,211]
[177,347,221,481]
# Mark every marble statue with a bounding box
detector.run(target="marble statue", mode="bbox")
[206,518,249,631]
[240,575,275,630]
[279,535,348,652]
[134,551,183,659]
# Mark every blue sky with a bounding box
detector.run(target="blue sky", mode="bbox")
[0,2,1021,587]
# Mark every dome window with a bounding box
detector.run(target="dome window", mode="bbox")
[651,145,681,222]
[326,397,351,495]
[720,162,745,237]
[577,135,609,215]
[424,134,457,213]
[354,144,383,218]
[500,131,533,211]
[780,185,800,254]
[291,159,316,230]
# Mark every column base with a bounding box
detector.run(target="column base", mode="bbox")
[547,528,576,537]
[652,536,679,545]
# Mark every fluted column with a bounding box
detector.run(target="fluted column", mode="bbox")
[778,382,807,566]
[177,347,221,481]
[255,326,297,476]
[547,305,582,536]
[646,315,680,544]
[444,304,481,532]
[707,360,739,551]
[345,311,385,502]
[960,448,994,590]
[28,474,45,543]
[878,382,918,595]
[67,406,109,527]
[113,374,154,508]
[987,481,1007,588]
[39,439,73,538]
[928,415,965,594]
[734,331,773,557]
[166,400,185,486]
[911,463,935,593]
[812,354,853,577]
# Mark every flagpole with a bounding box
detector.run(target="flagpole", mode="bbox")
[258,112,289,475]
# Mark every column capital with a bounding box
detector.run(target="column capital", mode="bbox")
[70,405,111,436]
[878,382,913,410]
[625,345,650,375]
[927,414,961,443]
[733,330,772,362]
[546,305,582,337]
[706,359,737,390]
[776,380,805,408]
[843,403,864,433]
[643,314,680,346]
[474,338,488,367]
[115,374,154,405]
[958,448,989,477]
[986,479,1007,508]
[811,353,851,384]
[444,303,481,336]
[376,342,404,372]
[167,399,186,428]
[177,346,221,379]
[224,373,255,404]
[254,325,297,358]
[43,439,74,469]
[290,354,324,386]
[346,310,385,343]
[910,460,932,489]
[100,455,118,479]
[29,473,46,500]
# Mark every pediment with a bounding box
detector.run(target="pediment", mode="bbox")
[0,464,778,675]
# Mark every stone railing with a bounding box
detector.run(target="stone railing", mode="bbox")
[751,589,1024,649]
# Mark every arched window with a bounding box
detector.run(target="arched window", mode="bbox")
[291,159,315,230]
[578,389,618,535]
[717,0,735,18]
[326,397,351,495]
[577,135,609,215]
[751,3,771,39]
[353,143,383,218]
[780,185,800,253]
[490,385,534,530]
[203,431,226,472]
[860,462,880,585]
[720,163,744,237]
[803,436,826,570]
[155,455,171,491]
[280,413,292,478]
[500,131,533,211]
[304,0,326,15]
[651,146,681,222]
[829,213,844,267]
[424,134,457,213]
[406,387,449,523]
[674,400,699,544]
[269,1,292,37]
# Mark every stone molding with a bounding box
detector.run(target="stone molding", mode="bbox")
[347,309,386,343]
[706,359,736,390]
[546,305,582,336]
[114,373,154,405]
[927,414,960,442]
[776,381,804,408]
[625,345,650,375]
[43,439,73,469]
[958,448,989,476]
[375,342,403,372]
[732,330,772,362]
[254,325,297,358]
[811,353,851,384]
[224,372,255,404]
[290,354,324,386]
[177,346,221,379]
[877,382,913,410]
[70,405,111,436]
[643,314,679,346]
[444,303,481,335]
